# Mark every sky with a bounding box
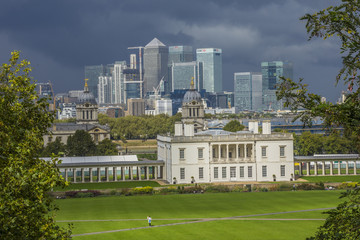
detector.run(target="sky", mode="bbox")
[0,0,346,102]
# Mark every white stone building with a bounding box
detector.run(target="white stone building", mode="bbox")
[157,120,294,184]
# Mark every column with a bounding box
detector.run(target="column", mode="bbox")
[244,145,247,160]
[226,144,229,161]
[330,162,333,175]
[97,167,101,182]
[65,168,68,182]
[306,162,310,176]
[89,168,93,183]
[81,168,85,183]
[354,161,357,175]
[121,167,125,181]
[130,166,133,180]
[160,166,164,179]
[73,168,77,183]
[146,166,150,180]
[155,166,158,179]
[322,162,325,176]
[105,167,109,182]
[338,161,341,175]
[218,145,221,160]
[138,167,141,180]
[314,162,318,176]
[113,167,117,181]
[346,161,349,175]
[236,144,239,161]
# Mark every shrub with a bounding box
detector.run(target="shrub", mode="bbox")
[205,185,230,193]
[65,190,101,198]
[296,183,324,191]
[157,187,178,194]
[278,183,293,191]
[339,182,358,189]
[131,186,154,195]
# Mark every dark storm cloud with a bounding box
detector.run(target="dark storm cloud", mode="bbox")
[0,0,345,101]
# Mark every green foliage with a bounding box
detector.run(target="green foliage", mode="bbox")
[54,118,76,123]
[131,186,154,195]
[223,120,245,132]
[66,130,97,156]
[307,188,360,240]
[96,138,118,156]
[0,51,71,238]
[99,113,182,140]
[40,137,66,157]
[137,153,157,160]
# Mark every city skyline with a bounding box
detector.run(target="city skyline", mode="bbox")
[0,0,346,102]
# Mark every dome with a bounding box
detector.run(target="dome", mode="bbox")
[78,91,96,104]
[183,89,201,104]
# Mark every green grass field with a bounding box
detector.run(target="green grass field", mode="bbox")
[300,175,360,183]
[56,190,344,239]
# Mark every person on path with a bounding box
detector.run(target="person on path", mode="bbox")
[147,216,152,226]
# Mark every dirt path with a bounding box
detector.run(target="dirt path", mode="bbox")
[70,207,334,237]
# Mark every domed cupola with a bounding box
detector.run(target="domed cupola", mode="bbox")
[76,79,99,124]
[183,78,202,104]
[78,79,97,104]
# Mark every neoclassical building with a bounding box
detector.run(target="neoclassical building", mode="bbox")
[43,80,110,146]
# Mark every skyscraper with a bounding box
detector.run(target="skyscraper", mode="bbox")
[85,65,110,100]
[261,61,293,111]
[234,72,262,111]
[169,61,202,92]
[196,48,222,93]
[168,46,193,64]
[143,38,168,94]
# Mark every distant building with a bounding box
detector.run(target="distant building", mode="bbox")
[261,61,293,111]
[144,38,169,94]
[43,80,110,146]
[169,61,202,92]
[57,103,76,120]
[127,98,145,116]
[234,72,262,111]
[168,46,193,64]
[98,75,112,104]
[106,108,125,118]
[196,48,222,93]
[85,64,112,100]
[155,99,173,116]
[205,91,234,109]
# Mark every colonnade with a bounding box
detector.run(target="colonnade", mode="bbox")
[296,160,359,176]
[60,164,164,183]
[211,143,254,162]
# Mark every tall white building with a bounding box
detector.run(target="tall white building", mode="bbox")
[155,99,173,116]
[157,120,294,184]
[113,61,127,104]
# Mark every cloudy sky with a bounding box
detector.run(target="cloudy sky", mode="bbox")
[0,0,345,102]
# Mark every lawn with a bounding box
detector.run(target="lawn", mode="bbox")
[54,181,160,191]
[56,190,344,239]
[300,175,360,183]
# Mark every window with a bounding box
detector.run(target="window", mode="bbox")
[262,165,267,177]
[222,167,227,178]
[261,146,267,157]
[281,165,285,177]
[214,167,218,179]
[199,167,204,179]
[240,166,244,178]
[198,148,204,159]
[212,148,216,158]
[180,168,185,179]
[248,166,253,178]
[179,149,185,159]
[280,146,285,157]
[230,167,236,178]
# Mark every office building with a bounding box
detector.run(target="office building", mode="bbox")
[155,99,173,116]
[261,61,293,111]
[196,48,222,93]
[169,61,202,92]
[143,38,169,94]
[127,98,145,116]
[234,72,262,111]
[85,65,111,100]
[168,46,193,64]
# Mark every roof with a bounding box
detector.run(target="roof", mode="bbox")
[44,155,138,163]
[195,129,232,136]
[294,154,359,161]
[145,38,166,48]
[51,123,110,132]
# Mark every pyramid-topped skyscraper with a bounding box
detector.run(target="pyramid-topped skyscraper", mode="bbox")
[143,38,168,95]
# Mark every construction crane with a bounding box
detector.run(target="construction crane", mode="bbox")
[153,76,164,99]
[128,46,144,98]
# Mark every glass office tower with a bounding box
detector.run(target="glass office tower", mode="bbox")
[234,72,262,111]
[196,48,222,93]
[261,61,293,111]
[168,46,193,64]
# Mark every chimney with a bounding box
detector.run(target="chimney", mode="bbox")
[248,120,259,134]
[262,120,271,134]
[184,123,195,137]
[175,122,183,136]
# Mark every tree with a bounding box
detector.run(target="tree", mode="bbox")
[96,139,118,155]
[40,137,66,157]
[0,51,71,238]
[66,130,96,156]
[276,1,360,239]
[223,120,245,132]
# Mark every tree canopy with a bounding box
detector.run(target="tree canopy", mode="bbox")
[66,130,97,156]
[0,51,71,238]
[275,1,360,239]
[223,120,245,132]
